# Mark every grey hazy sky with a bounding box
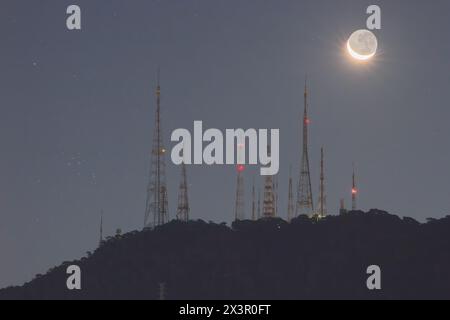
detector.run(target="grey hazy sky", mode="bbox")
[1,0,450,288]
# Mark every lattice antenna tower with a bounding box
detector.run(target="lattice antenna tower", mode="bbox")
[234,164,246,221]
[296,77,314,216]
[317,147,327,218]
[234,144,246,221]
[177,161,190,222]
[144,69,169,228]
[263,146,276,218]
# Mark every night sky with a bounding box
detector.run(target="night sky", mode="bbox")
[1,0,450,288]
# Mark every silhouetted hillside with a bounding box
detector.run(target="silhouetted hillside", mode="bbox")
[1,209,450,300]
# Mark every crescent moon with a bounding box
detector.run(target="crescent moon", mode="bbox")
[347,29,378,61]
[347,40,375,61]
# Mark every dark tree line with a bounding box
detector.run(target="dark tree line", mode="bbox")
[1,209,450,300]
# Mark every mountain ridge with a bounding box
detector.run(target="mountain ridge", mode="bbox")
[1,209,450,300]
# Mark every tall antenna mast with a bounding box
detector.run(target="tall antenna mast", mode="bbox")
[263,146,276,218]
[317,147,327,218]
[234,143,246,221]
[288,167,295,222]
[144,68,169,228]
[352,162,358,211]
[263,175,275,218]
[234,165,245,221]
[177,162,190,222]
[296,77,314,216]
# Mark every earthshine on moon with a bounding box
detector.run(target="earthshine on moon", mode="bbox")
[347,29,378,61]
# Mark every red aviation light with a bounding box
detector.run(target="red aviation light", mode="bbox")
[237,165,246,172]
[305,118,311,125]
[352,188,358,195]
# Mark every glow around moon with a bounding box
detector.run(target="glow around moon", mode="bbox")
[347,29,378,61]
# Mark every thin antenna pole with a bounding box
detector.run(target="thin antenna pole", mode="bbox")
[234,144,245,221]
[288,166,294,222]
[352,162,357,211]
[318,147,326,218]
[234,167,245,221]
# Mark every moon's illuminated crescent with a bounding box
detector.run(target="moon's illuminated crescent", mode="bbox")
[347,29,378,61]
